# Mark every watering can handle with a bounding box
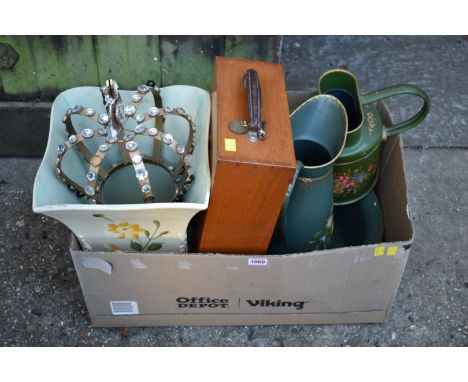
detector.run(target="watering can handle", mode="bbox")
[361,84,430,137]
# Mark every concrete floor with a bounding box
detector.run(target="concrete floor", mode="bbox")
[0,36,467,346]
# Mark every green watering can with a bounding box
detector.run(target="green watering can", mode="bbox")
[318,69,430,205]
[269,94,348,254]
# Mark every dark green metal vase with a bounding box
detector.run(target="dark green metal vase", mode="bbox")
[318,69,430,205]
[269,95,347,254]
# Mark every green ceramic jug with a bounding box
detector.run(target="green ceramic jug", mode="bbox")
[318,69,430,205]
[269,95,348,254]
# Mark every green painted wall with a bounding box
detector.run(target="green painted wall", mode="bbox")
[0,35,280,101]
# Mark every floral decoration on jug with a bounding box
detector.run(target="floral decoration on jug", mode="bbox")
[308,208,334,251]
[333,163,377,197]
[93,214,169,252]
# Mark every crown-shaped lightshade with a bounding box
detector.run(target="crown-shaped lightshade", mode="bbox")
[54,79,195,204]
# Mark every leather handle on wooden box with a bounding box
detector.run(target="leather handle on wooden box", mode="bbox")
[243,69,265,139]
[243,69,266,140]
[228,69,266,142]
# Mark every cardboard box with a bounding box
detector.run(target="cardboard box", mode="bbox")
[69,93,413,327]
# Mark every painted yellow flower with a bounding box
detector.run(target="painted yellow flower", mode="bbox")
[108,244,122,252]
[108,222,145,239]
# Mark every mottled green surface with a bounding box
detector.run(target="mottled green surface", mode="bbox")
[0,36,38,98]
[29,36,99,98]
[0,36,279,100]
[159,36,223,91]
[94,36,161,89]
[225,36,279,61]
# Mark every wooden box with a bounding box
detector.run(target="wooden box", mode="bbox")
[195,57,296,254]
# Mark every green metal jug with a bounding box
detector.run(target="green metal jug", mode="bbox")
[318,69,430,205]
[269,95,348,254]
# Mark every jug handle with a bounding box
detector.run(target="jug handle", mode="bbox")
[276,161,304,242]
[361,84,430,137]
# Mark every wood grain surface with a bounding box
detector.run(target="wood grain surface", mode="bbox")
[196,57,296,254]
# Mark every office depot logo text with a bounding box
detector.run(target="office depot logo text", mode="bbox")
[176,297,230,308]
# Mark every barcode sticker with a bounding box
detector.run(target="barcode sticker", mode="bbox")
[248,258,268,266]
[110,301,139,315]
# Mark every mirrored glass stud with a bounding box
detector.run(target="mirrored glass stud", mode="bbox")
[147,107,160,117]
[71,105,82,113]
[98,113,109,125]
[138,84,150,93]
[68,135,77,144]
[162,133,174,145]
[125,105,136,116]
[55,167,62,176]
[123,132,135,141]
[135,168,148,180]
[85,108,95,116]
[148,127,158,136]
[176,144,185,155]
[135,113,145,123]
[125,141,138,152]
[88,198,97,204]
[141,184,151,193]
[84,185,95,196]
[163,106,174,113]
[97,128,107,136]
[99,144,109,152]
[81,129,94,138]
[132,94,142,102]
[65,108,72,115]
[132,154,142,164]
[106,135,118,144]
[135,124,146,134]
[86,171,96,181]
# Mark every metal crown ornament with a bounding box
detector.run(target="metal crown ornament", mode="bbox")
[54,79,195,204]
